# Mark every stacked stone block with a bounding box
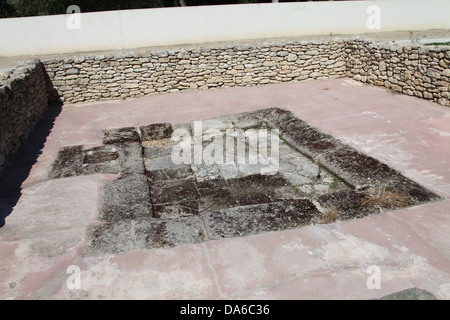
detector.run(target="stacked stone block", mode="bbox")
[0,60,48,177]
[40,39,449,107]
[1,38,449,178]
[41,40,347,104]
[346,40,450,106]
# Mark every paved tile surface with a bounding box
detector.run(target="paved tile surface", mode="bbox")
[1,78,449,299]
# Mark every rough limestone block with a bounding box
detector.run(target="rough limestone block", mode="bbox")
[203,199,320,240]
[139,123,173,141]
[100,174,153,222]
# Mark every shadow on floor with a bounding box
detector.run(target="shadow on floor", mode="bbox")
[0,103,62,228]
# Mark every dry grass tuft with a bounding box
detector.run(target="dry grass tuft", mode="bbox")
[314,206,341,224]
[360,182,410,210]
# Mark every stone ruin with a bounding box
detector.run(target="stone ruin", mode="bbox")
[48,108,440,255]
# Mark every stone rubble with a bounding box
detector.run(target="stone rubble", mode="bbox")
[0,60,50,177]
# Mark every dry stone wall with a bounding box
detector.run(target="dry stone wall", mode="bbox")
[346,40,450,107]
[40,39,450,107]
[0,60,49,177]
[42,40,347,104]
[1,38,449,178]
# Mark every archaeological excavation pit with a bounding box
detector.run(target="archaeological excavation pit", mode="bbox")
[47,108,440,255]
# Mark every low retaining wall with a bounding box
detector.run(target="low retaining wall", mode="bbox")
[347,40,450,106]
[1,38,449,177]
[0,60,49,177]
[42,40,347,104]
[42,38,450,107]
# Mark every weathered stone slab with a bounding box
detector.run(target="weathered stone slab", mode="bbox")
[133,216,206,249]
[233,192,273,206]
[144,154,177,172]
[385,175,440,205]
[150,179,199,205]
[84,147,119,164]
[47,145,84,179]
[49,107,441,256]
[191,164,222,182]
[227,173,289,192]
[85,219,136,255]
[102,126,140,144]
[143,144,173,160]
[81,145,121,175]
[139,123,173,141]
[196,178,238,212]
[317,189,373,220]
[216,163,239,180]
[318,148,400,187]
[256,107,296,128]
[48,142,143,178]
[153,201,198,219]
[279,119,342,158]
[260,108,343,158]
[85,216,206,255]
[146,165,194,182]
[119,142,145,175]
[315,148,439,211]
[203,199,320,240]
[101,174,153,222]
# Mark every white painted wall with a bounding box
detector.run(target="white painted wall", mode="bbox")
[0,0,449,57]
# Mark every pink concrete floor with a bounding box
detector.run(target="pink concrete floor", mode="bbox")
[1,78,449,299]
